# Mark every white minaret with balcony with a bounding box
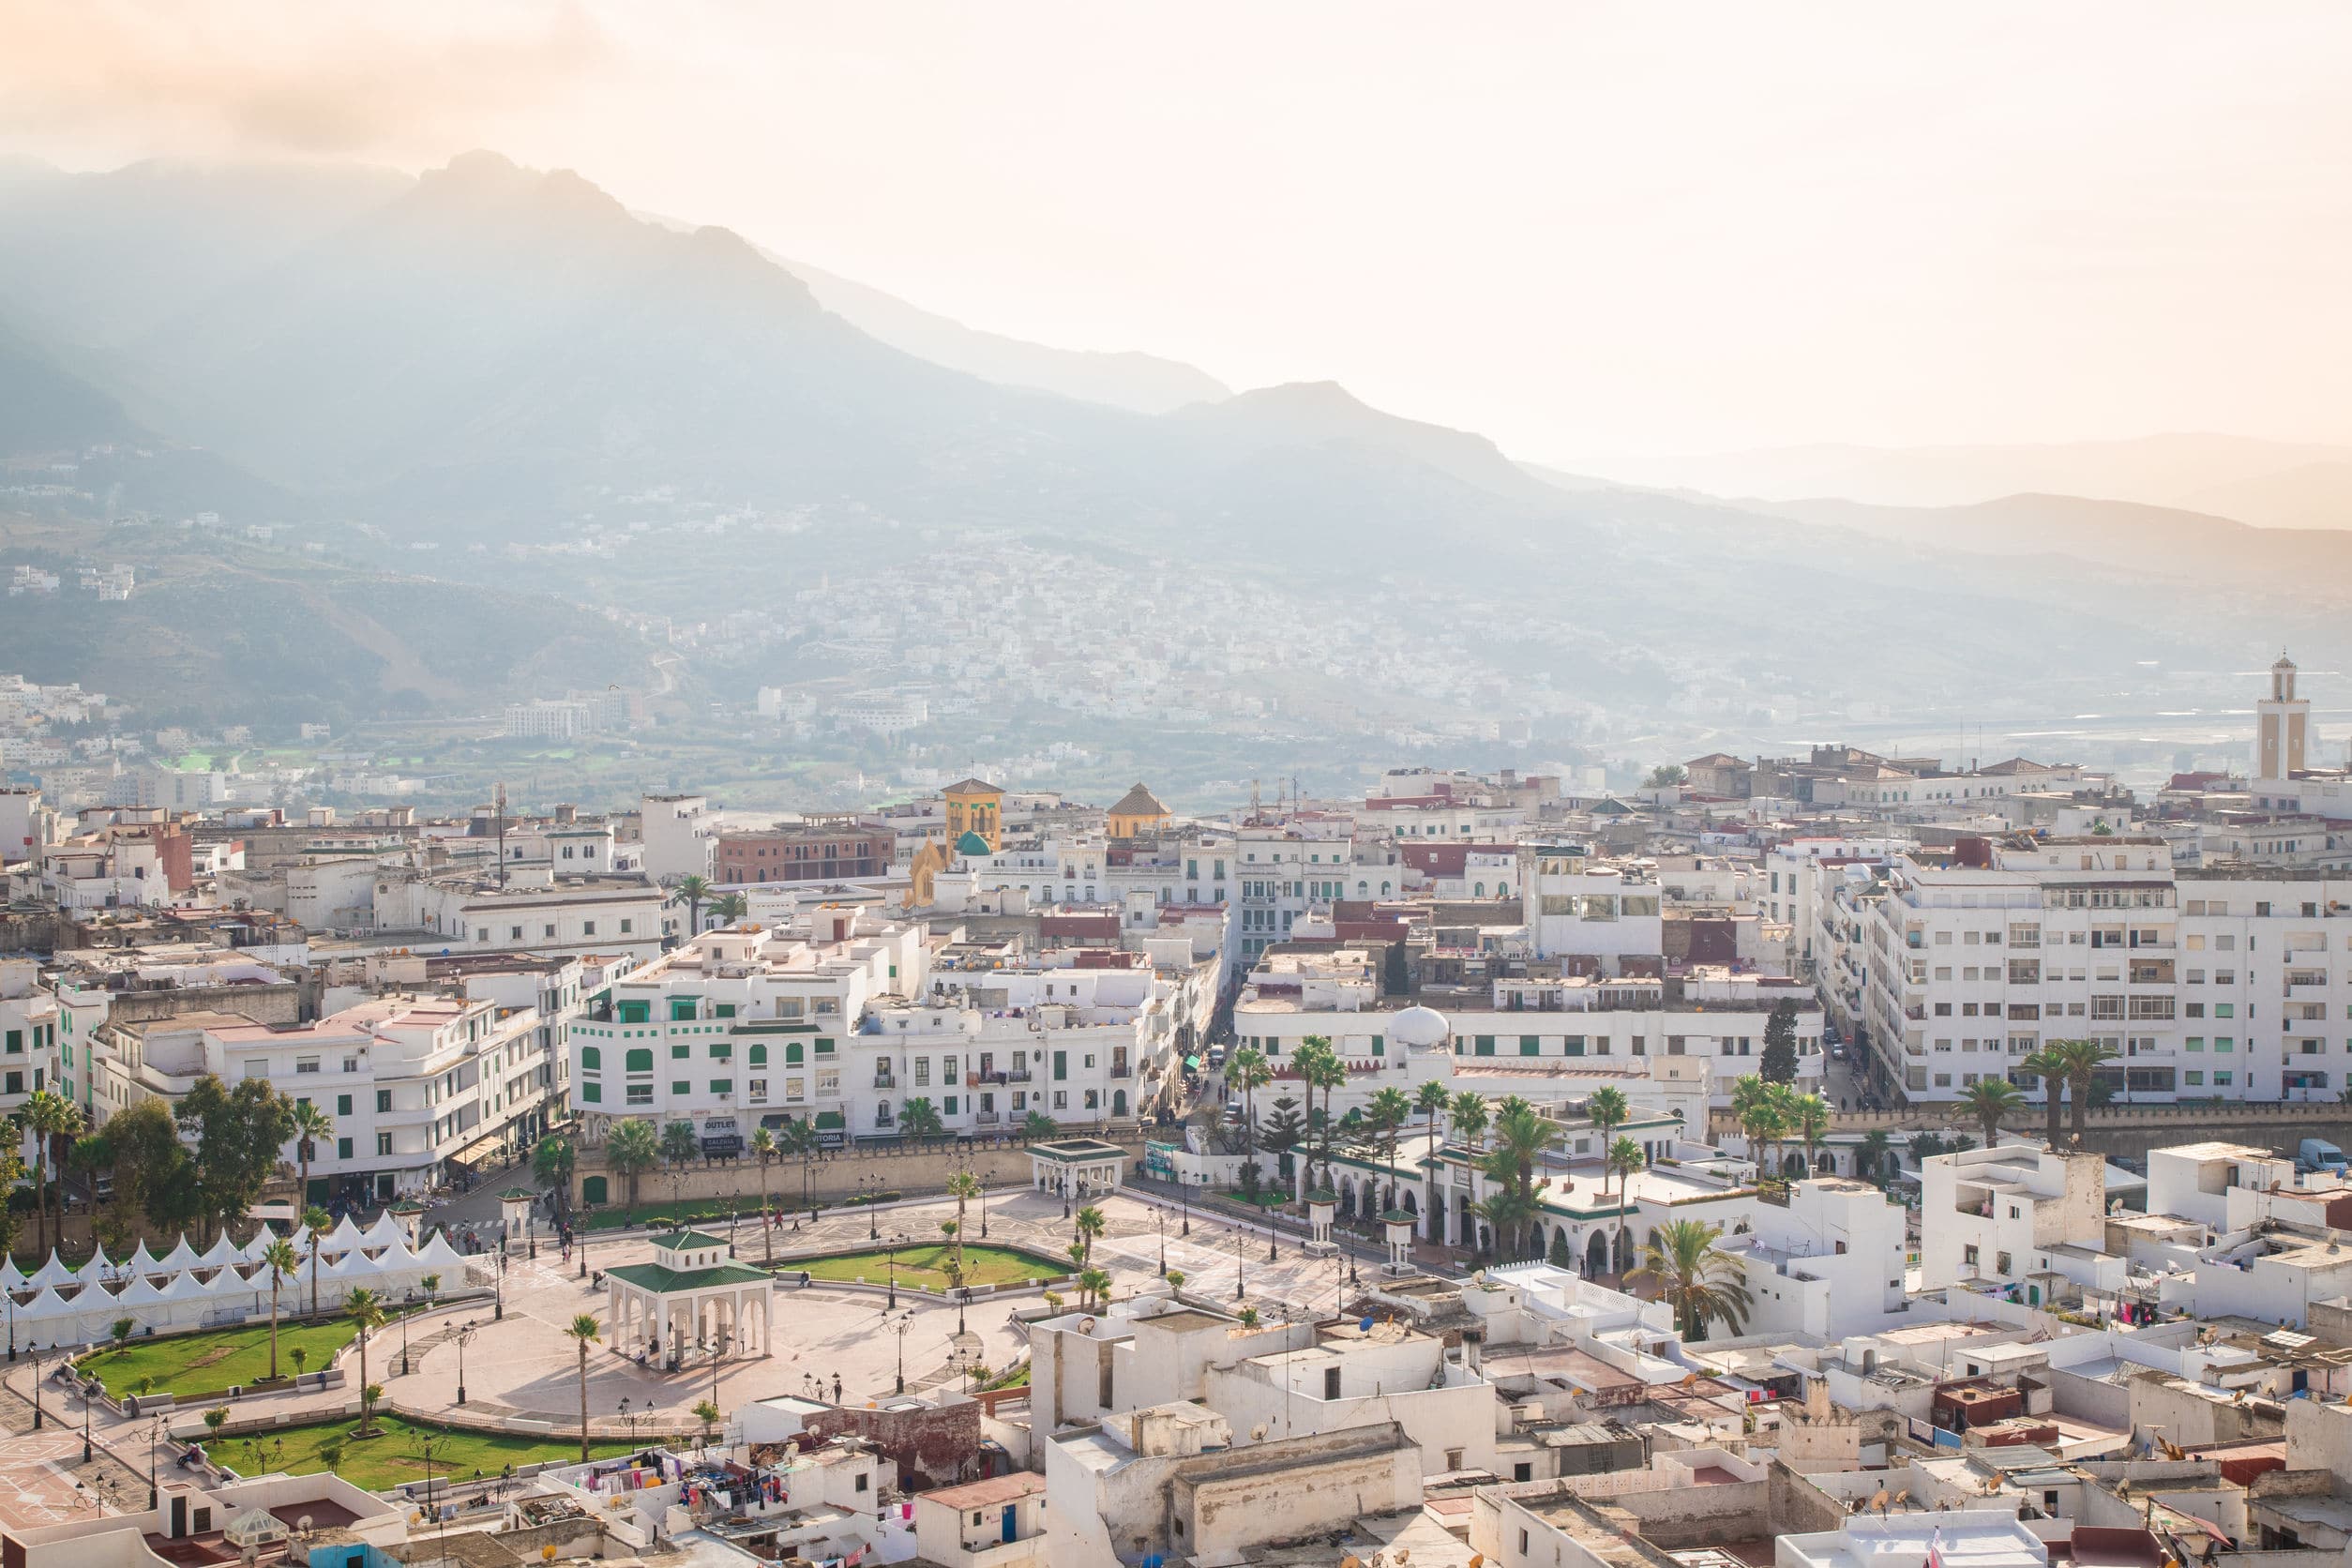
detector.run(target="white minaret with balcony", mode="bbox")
[2256,652,2310,782]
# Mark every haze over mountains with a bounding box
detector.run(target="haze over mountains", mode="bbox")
[0,149,2346,735]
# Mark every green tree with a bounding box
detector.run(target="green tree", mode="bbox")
[1075,1204,1106,1266]
[1758,1000,1801,1085]
[1480,1095,1556,1259]
[693,1397,721,1449]
[1227,1046,1272,1171]
[898,1097,944,1141]
[1367,1086,1412,1213]
[1296,1037,1347,1190]
[534,1136,577,1227]
[1257,1095,1306,1168]
[2019,1048,2071,1148]
[670,874,712,937]
[1644,763,1688,790]
[1630,1218,1754,1340]
[1020,1109,1057,1141]
[175,1076,295,1245]
[1956,1078,2026,1147]
[749,1128,777,1264]
[203,1407,228,1443]
[1790,1091,1832,1179]
[776,1117,820,1212]
[102,1097,188,1237]
[289,1345,309,1379]
[659,1119,701,1166]
[290,1099,336,1208]
[260,1236,298,1380]
[946,1171,980,1285]
[1449,1091,1489,1153]
[1606,1136,1647,1275]
[1731,1076,1786,1183]
[565,1315,602,1461]
[1585,1085,1629,1144]
[302,1203,331,1318]
[1857,1127,1895,1187]
[345,1288,386,1436]
[708,892,748,927]
[2054,1038,2121,1141]
[604,1119,659,1208]
[1077,1267,1112,1312]
[20,1091,81,1257]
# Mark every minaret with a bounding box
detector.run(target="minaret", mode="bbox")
[2255,652,2309,782]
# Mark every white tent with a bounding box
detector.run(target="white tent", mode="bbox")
[125,1240,164,1279]
[413,1232,468,1273]
[284,1223,314,1258]
[361,1212,406,1253]
[13,1286,79,1349]
[111,1273,168,1308]
[152,1268,218,1329]
[26,1251,76,1290]
[156,1235,202,1274]
[234,1229,280,1266]
[0,1257,27,1292]
[320,1214,367,1259]
[83,1244,116,1284]
[196,1233,240,1271]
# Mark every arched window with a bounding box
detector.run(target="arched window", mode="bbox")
[1357,881,1368,896]
[749,1044,767,1067]
[1380,881,1393,896]
[580,1047,601,1071]
[1473,882,1485,897]
[625,1048,653,1073]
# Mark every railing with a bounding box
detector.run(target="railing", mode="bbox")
[872,1074,896,1089]
[1007,1069,1032,1083]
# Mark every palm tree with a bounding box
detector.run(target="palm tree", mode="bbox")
[898,1096,944,1142]
[1471,1185,1537,1261]
[1955,1078,2026,1147]
[659,1120,701,1223]
[1629,1218,1755,1341]
[1857,1127,1895,1187]
[290,1100,335,1213]
[1074,1204,1106,1266]
[605,1119,659,1209]
[1077,1267,1111,1312]
[1413,1080,1449,1197]
[1730,1076,1785,1184]
[1449,1092,1489,1153]
[1483,1096,1556,1259]
[534,1136,577,1229]
[1790,1092,1832,1179]
[946,1171,980,1283]
[1020,1109,1058,1141]
[260,1237,298,1380]
[1367,1086,1412,1214]
[1228,1046,1272,1175]
[1586,1085,1630,1145]
[1606,1136,1646,1277]
[21,1092,80,1257]
[302,1203,331,1318]
[671,874,713,937]
[345,1288,386,1435]
[563,1315,602,1460]
[776,1117,820,1213]
[749,1128,777,1264]
[708,892,748,928]
[1297,1037,1347,1190]
[2055,1038,2121,1141]
[2019,1047,2071,1147]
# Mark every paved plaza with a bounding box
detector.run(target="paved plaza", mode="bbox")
[0,1179,1415,1504]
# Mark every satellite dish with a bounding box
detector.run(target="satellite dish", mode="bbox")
[1470,1557,1485,1568]
[1342,1558,1363,1568]
[1395,1551,1410,1563]
[1079,1316,1098,1334]
[1250,1423,1269,1440]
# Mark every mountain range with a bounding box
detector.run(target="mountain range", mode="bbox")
[0,149,2347,729]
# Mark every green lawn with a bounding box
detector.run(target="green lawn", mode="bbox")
[579,1202,768,1233]
[80,1313,409,1400]
[209,1413,637,1491]
[788,1244,1068,1289]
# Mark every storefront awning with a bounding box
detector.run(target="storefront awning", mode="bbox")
[1184,1055,1201,1070]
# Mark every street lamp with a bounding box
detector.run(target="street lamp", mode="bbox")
[1180,1177,1190,1237]
[1234,1219,1245,1301]
[867,1176,880,1241]
[31,1347,43,1430]
[708,1326,729,1414]
[619,1396,640,1450]
[978,1179,988,1239]
[455,1319,476,1406]
[400,1294,413,1376]
[1156,1209,1166,1277]
[7,1289,14,1362]
[147,1416,161,1507]
[890,1310,913,1395]
[494,1252,506,1321]
[81,1369,92,1463]
[885,1234,901,1309]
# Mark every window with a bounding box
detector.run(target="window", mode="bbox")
[672,1079,691,1095]
[337,1093,354,1115]
[376,1132,392,1156]
[625,1048,654,1072]
[626,1083,654,1105]
[376,1089,392,1113]
[583,1083,602,1103]
[710,1078,732,1095]
[620,919,633,934]
[337,1137,354,1160]
[671,1045,689,1060]
[581,1047,601,1071]
[583,922,596,936]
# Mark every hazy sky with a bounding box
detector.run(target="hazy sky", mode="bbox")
[8,0,2352,464]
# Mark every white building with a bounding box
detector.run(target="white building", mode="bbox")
[1715,1176,1909,1338]
[1917,1143,2108,1304]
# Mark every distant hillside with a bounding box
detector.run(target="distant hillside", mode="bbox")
[0,317,138,452]
[779,254,1230,415]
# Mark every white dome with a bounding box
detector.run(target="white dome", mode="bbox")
[1389,1005,1450,1049]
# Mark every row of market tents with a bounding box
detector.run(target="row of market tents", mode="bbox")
[0,1214,475,1349]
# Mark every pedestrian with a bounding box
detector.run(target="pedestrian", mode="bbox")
[832,1373,842,1404]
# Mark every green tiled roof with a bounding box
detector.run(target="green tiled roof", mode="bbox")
[606,1259,773,1294]
[653,1229,728,1250]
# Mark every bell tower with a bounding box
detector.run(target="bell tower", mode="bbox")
[2256,652,2309,781]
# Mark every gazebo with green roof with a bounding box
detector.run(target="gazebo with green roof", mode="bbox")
[603,1229,774,1366]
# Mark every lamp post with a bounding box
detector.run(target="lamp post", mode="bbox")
[400,1294,413,1377]
[891,1310,912,1395]
[7,1289,13,1362]
[455,1319,476,1406]
[709,1326,728,1413]
[867,1176,880,1241]
[885,1234,900,1309]
[148,1416,161,1507]
[578,1228,588,1281]
[1234,1219,1245,1301]
[1180,1177,1190,1237]
[81,1369,92,1463]
[1156,1209,1166,1278]
[31,1347,43,1430]
[619,1396,640,1450]
[494,1251,506,1321]
[978,1178,988,1240]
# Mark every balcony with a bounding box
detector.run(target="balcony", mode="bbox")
[974,1109,1001,1125]
[1007,1068,1033,1083]
[872,1072,896,1090]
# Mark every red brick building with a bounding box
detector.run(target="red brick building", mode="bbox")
[716,826,895,883]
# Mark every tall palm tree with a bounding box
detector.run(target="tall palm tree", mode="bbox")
[1586,1085,1630,1145]
[1074,1203,1106,1266]
[749,1128,777,1264]
[1857,1127,1895,1187]
[898,1097,944,1142]
[1413,1079,1450,1192]
[1731,1076,1785,1183]
[776,1117,820,1213]
[671,875,713,937]
[604,1119,659,1208]
[1449,1092,1489,1153]
[345,1288,385,1435]
[946,1171,981,1283]
[534,1136,577,1229]
[563,1315,602,1460]
[708,892,748,928]
[2019,1047,2071,1147]
[1629,1218,1754,1341]
[1483,1096,1556,1259]
[302,1203,331,1318]
[1228,1046,1272,1174]
[1790,1092,1832,1179]
[1606,1136,1646,1277]
[2056,1038,2121,1141]
[1297,1038,1347,1190]
[1470,1185,1537,1261]
[21,1092,79,1258]
[1367,1086,1412,1214]
[260,1237,298,1380]
[1955,1078,2026,1147]
[290,1100,335,1213]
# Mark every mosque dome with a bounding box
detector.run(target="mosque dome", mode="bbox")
[1389,1005,1450,1049]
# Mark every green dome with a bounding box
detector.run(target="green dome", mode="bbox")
[955,830,992,856]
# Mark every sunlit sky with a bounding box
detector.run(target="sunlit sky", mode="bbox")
[8,0,2352,465]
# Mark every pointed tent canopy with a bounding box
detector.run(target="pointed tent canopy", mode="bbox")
[0,1257,26,1293]
[84,1243,115,1282]
[285,1224,314,1257]
[196,1233,240,1271]
[111,1273,169,1307]
[413,1232,467,1272]
[361,1212,406,1252]
[234,1229,279,1266]
[322,1247,382,1282]
[27,1251,75,1289]
[156,1235,202,1274]
[126,1240,164,1278]
[321,1215,367,1258]
[155,1269,215,1304]
[15,1286,74,1319]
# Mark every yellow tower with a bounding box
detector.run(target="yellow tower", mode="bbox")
[2257,653,2309,782]
[1106,781,1171,839]
[942,776,1005,852]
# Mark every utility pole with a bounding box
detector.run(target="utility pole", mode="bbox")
[494,781,508,889]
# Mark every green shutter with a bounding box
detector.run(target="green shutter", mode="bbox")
[1520,1035,1540,1056]
[582,1083,602,1104]
[1053,1050,1067,1081]
[1474,1035,1496,1056]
